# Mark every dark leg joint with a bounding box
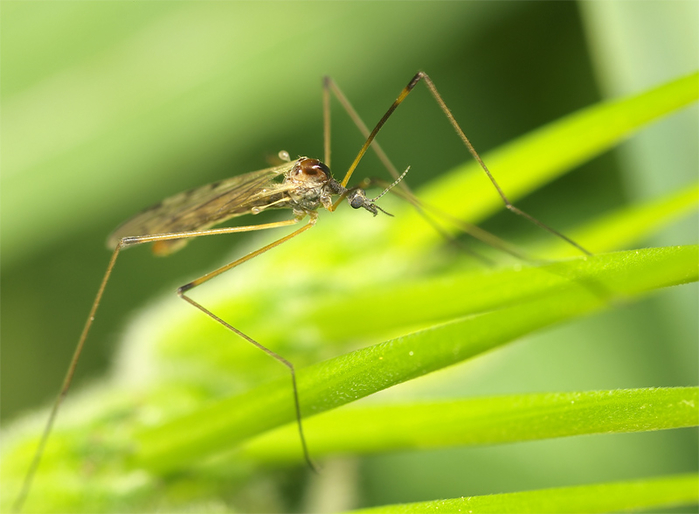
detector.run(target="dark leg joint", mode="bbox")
[177,283,194,296]
[120,236,140,247]
[408,71,424,90]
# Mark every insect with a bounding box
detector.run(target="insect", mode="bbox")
[13,72,590,511]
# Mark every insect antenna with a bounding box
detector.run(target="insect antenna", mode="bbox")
[369,165,411,203]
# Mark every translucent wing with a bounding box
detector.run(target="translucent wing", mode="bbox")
[107,162,295,254]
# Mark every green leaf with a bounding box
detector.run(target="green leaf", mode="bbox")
[346,473,699,514]
[240,387,699,463]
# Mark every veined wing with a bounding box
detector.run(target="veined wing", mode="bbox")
[107,162,295,252]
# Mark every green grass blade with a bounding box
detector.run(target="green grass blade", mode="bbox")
[346,473,699,514]
[134,246,698,474]
[536,181,699,258]
[239,387,699,462]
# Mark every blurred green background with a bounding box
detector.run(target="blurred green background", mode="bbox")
[2,1,697,511]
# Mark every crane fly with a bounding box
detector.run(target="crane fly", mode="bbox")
[14,71,590,512]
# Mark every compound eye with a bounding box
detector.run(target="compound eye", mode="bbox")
[296,158,330,179]
[349,190,366,209]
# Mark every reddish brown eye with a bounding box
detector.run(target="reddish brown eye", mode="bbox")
[297,158,330,178]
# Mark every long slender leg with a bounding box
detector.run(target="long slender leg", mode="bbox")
[323,77,332,168]
[177,213,319,471]
[324,77,405,186]
[324,77,503,264]
[336,72,592,256]
[13,217,302,513]
[12,244,123,513]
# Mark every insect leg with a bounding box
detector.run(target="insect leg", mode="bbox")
[14,217,302,513]
[324,76,406,187]
[324,76,502,264]
[176,213,319,472]
[12,243,122,513]
[323,76,332,168]
[337,71,592,256]
[417,72,592,256]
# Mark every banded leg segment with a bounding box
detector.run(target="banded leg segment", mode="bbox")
[324,76,407,188]
[324,76,501,264]
[335,71,592,256]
